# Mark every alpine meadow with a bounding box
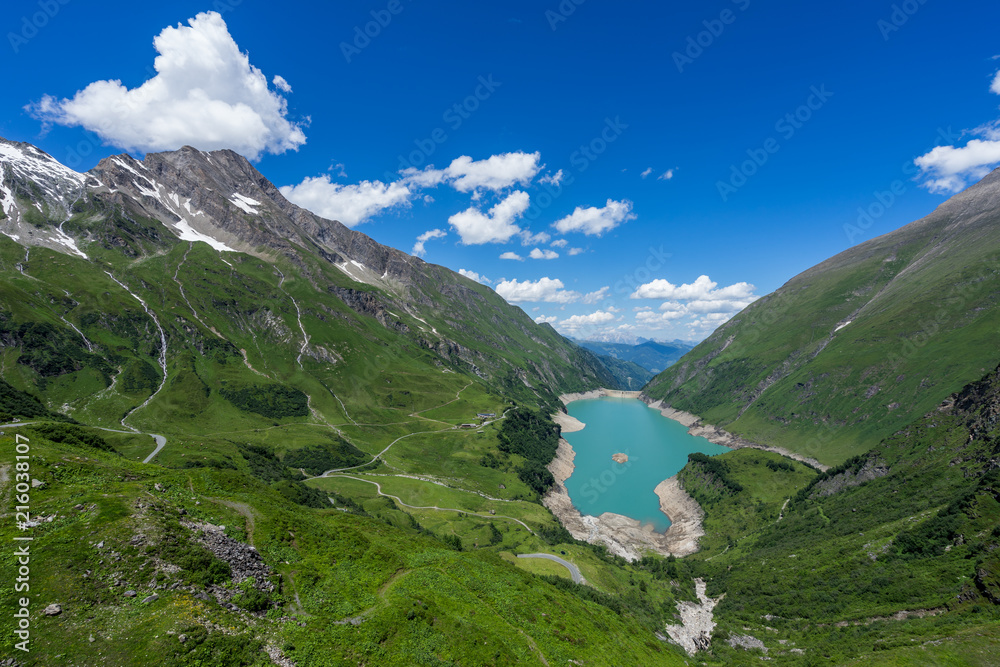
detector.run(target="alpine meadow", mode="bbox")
[2,2,1000,666]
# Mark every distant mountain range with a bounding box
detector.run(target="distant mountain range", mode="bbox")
[576,331,695,347]
[573,338,694,375]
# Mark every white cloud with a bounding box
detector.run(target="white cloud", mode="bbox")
[550,238,568,248]
[631,275,756,301]
[640,167,653,179]
[494,277,581,304]
[412,229,447,257]
[534,315,558,324]
[500,251,524,261]
[637,310,686,323]
[625,275,758,336]
[915,69,1000,193]
[448,191,530,244]
[400,166,447,188]
[688,312,733,334]
[915,134,1000,193]
[633,279,675,299]
[279,176,411,227]
[447,152,541,191]
[272,75,292,93]
[553,199,636,236]
[582,286,609,304]
[520,230,551,246]
[28,12,306,160]
[539,169,564,186]
[684,298,756,314]
[657,300,686,313]
[405,152,542,192]
[557,310,618,332]
[529,248,559,260]
[458,269,491,284]
[567,247,585,256]
[658,169,675,181]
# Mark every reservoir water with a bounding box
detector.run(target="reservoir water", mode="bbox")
[562,398,728,531]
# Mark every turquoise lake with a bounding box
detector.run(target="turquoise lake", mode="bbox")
[562,398,729,531]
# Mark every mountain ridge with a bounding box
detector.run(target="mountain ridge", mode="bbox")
[2,136,1000,664]
[574,338,694,374]
[0,136,621,410]
[644,165,1000,465]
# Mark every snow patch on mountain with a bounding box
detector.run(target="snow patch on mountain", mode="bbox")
[0,140,90,257]
[112,156,151,181]
[0,141,86,191]
[53,223,86,258]
[172,218,235,251]
[230,193,261,214]
[115,160,236,252]
[0,179,14,219]
[336,261,373,285]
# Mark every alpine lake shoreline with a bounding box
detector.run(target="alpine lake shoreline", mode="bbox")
[543,388,813,562]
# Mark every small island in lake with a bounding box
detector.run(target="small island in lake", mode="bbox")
[612,453,628,464]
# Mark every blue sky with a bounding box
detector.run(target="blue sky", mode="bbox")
[4,0,1000,342]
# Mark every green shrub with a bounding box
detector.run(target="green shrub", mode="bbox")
[497,408,560,495]
[272,479,330,508]
[233,580,271,612]
[166,625,262,667]
[282,437,366,475]
[120,359,161,394]
[0,317,111,379]
[238,443,294,482]
[29,423,114,452]
[687,452,743,494]
[517,459,554,496]
[219,383,308,418]
[766,459,795,473]
[155,518,231,587]
[0,378,73,422]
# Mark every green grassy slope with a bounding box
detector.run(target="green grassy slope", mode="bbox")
[0,171,695,664]
[644,169,1000,466]
[0,426,690,666]
[4,142,1000,665]
[678,364,1000,665]
[585,352,654,390]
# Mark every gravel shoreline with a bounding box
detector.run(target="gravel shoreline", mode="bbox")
[542,392,706,561]
[641,398,829,472]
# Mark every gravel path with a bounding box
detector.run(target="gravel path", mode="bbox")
[516,553,583,583]
[327,474,536,535]
[1,422,166,463]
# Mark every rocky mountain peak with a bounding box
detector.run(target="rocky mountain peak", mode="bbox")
[85,143,436,294]
[0,137,89,256]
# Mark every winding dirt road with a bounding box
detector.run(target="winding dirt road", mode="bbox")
[328,474,536,535]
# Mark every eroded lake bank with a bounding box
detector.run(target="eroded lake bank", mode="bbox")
[543,390,714,561]
[641,398,829,472]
